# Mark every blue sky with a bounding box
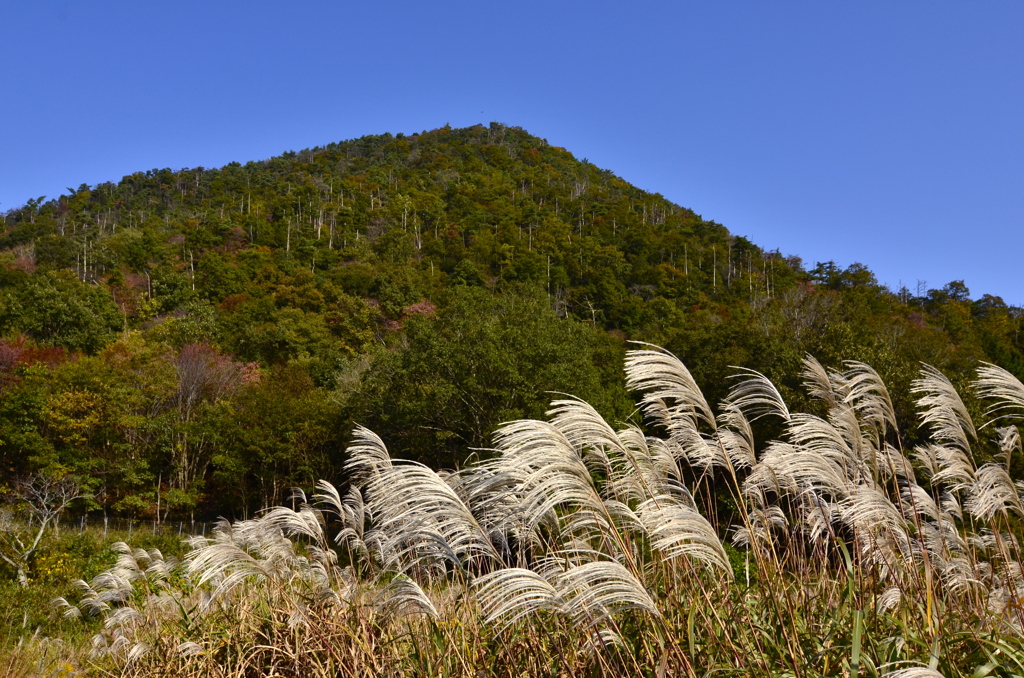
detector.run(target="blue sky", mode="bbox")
[2,2,1021,302]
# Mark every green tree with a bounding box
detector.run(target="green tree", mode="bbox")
[2,272,122,353]
[210,364,341,516]
[351,286,631,466]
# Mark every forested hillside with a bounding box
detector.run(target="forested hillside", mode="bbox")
[1,122,1021,519]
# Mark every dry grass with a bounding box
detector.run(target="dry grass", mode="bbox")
[20,346,1024,676]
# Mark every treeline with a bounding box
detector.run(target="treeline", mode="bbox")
[0,123,1021,518]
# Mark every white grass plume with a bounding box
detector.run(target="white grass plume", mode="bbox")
[929,445,976,491]
[556,560,663,627]
[477,558,662,632]
[343,425,392,482]
[883,667,947,678]
[841,487,907,538]
[474,567,563,629]
[787,413,857,470]
[604,427,679,504]
[611,426,688,500]
[361,459,501,574]
[877,587,902,614]
[796,491,839,548]
[488,418,612,541]
[994,425,1021,469]
[637,495,731,575]
[801,354,842,410]
[375,574,439,620]
[732,504,788,550]
[745,442,850,499]
[880,443,917,483]
[966,463,1024,521]
[547,397,627,459]
[974,362,1024,424]
[912,364,976,457]
[715,404,758,471]
[625,344,716,432]
[726,367,791,423]
[841,361,898,438]
[899,484,942,524]
[187,519,302,607]
[672,426,727,472]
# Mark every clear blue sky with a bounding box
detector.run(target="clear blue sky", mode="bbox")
[2,2,1022,302]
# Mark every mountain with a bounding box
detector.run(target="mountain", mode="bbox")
[0,123,1021,516]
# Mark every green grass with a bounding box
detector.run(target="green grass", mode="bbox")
[0,525,188,677]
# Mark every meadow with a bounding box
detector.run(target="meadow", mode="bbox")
[3,344,1023,677]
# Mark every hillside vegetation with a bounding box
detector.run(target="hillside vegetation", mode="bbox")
[0,122,1020,519]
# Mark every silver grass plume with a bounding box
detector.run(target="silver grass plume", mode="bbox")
[796,491,839,548]
[186,517,327,609]
[489,398,730,580]
[474,567,564,629]
[974,362,1024,423]
[590,628,626,649]
[447,460,542,563]
[994,425,1021,469]
[488,418,615,545]
[929,446,976,492]
[476,559,661,632]
[625,343,716,432]
[557,560,663,627]
[374,574,439,620]
[912,364,976,460]
[672,425,727,472]
[624,427,687,495]
[56,544,187,663]
[911,444,942,483]
[966,463,1024,521]
[605,425,686,504]
[883,668,946,678]
[726,367,791,423]
[877,586,902,614]
[881,443,917,483]
[745,441,850,499]
[343,425,392,482]
[801,354,842,411]
[359,459,501,575]
[321,482,370,559]
[715,404,758,471]
[829,404,877,477]
[580,499,645,540]
[786,413,858,473]
[940,490,964,520]
[732,503,788,550]
[919,522,976,595]
[840,361,898,439]
[899,484,942,524]
[839,486,912,572]
[637,495,732,575]
[177,641,204,658]
[547,397,627,460]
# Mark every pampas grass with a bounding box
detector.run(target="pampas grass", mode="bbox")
[34,346,1024,677]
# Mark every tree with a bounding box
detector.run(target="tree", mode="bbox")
[3,271,122,352]
[351,286,632,466]
[167,343,246,495]
[0,473,80,586]
[210,364,341,516]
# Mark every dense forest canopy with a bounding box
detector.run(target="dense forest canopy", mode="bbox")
[1,122,1021,518]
